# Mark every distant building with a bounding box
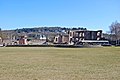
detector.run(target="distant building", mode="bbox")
[28,39,46,45]
[68,30,108,45]
[19,36,28,45]
[62,34,69,44]
[54,34,69,44]
[27,33,47,45]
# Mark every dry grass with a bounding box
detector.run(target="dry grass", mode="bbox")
[0,47,120,80]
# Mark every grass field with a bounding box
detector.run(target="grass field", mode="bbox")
[0,47,120,80]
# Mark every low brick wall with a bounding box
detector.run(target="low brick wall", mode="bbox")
[6,45,55,47]
[6,44,83,48]
[6,44,119,48]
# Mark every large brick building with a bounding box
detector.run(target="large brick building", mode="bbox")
[54,30,109,45]
[68,30,108,45]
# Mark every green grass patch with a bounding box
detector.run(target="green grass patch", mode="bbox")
[0,47,120,80]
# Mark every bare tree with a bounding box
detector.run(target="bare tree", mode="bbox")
[0,28,2,38]
[109,21,120,44]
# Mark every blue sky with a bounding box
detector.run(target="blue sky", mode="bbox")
[0,0,120,32]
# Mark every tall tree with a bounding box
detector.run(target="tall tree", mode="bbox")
[109,21,120,44]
